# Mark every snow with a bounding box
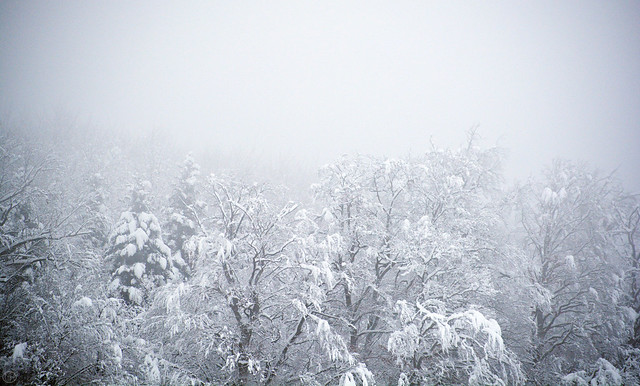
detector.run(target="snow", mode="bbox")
[566,255,576,269]
[122,243,137,257]
[102,306,117,323]
[113,343,122,365]
[352,364,373,386]
[542,187,555,205]
[120,211,134,223]
[292,299,308,315]
[165,282,187,312]
[447,175,464,189]
[558,187,567,201]
[323,208,333,223]
[138,212,152,224]
[561,371,589,385]
[316,319,330,337]
[217,238,234,260]
[158,242,171,258]
[12,342,27,362]
[589,287,599,300]
[134,228,148,250]
[247,358,261,375]
[564,359,622,385]
[109,277,120,291]
[387,324,419,360]
[73,296,93,308]
[534,283,552,310]
[591,358,622,385]
[171,212,186,225]
[145,355,161,383]
[398,373,410,386]
[173,250,186,266]
[133,262,145,279]
[624,307,638,322]
[341,373,356,386]
[394,300,414,324]
[127,287,143,304]
[417,304,455,352]
[321,260,334,288]
[400,303,508,373]
[116,223,128,235]
[127,218,137,235]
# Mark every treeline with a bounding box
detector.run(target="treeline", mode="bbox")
[0,128,639,385]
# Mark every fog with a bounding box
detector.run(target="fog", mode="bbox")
[3,3,640,384]
[1,1,639,190]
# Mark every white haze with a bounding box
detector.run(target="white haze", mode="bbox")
[1,1,639,191]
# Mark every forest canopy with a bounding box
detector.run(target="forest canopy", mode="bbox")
[0,125,639,385]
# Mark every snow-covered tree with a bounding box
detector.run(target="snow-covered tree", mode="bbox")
[401,139,506,311]
[4,122,640,384]
[164,154,204,275]
[388,300,523,385]
[517,160,632,382]
[108,179,176,305]
[0,134,130,384]
[609,193,640,384]
[561,358,623,386]
[145,174,372,384]
[83,172,111,247]
[619,199,640,347]
[1,139,56,286]
[309,135,521,383]
[0,134,89,299]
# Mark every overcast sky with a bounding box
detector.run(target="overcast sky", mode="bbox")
[1,1,639,190]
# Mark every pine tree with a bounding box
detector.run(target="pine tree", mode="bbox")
[85,172,110,247]
[108,179,176,305]
[164,154,203,275]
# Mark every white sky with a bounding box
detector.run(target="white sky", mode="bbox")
[1,1,639,190]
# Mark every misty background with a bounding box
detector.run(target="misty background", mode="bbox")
[1,1,639,191]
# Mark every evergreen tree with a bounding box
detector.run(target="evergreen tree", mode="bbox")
[108,179,176,305]
[165,154,203,275]
[84,172,111,247]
